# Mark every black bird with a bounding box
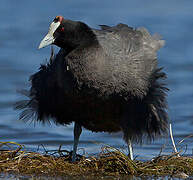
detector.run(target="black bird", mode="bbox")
[16,16,168,161]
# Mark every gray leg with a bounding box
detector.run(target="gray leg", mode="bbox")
[128,139,133,160]
[72,122,82,162]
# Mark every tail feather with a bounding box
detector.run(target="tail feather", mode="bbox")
[121,68,169,143]
[146,68,168,137]
[138,27,165,51]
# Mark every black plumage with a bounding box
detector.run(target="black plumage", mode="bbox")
[16,16,168,161]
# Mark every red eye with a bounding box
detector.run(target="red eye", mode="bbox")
[61,27,64,32]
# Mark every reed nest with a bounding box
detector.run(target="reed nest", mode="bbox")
[0,142,192,178]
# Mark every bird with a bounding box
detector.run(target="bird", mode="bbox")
[16,15,169,162]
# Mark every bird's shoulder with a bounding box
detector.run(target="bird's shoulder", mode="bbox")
[93,23,165,57]
[94,24,142,53]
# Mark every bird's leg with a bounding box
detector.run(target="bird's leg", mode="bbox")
[128,139,133,160]
[72,122,82,162]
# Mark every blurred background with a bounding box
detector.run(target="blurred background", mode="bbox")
[0,0,193,160]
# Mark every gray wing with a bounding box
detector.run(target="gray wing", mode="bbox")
[97,23,164,54]
[66,24,165,99]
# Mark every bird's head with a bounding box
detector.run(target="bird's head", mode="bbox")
[39,16,96,51]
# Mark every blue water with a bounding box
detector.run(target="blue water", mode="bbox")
[0,0,193,178]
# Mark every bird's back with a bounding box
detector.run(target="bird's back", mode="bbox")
[66,23,165,99]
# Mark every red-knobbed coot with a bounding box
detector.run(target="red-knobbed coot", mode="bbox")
[16,16,168,161]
